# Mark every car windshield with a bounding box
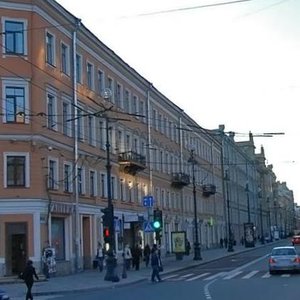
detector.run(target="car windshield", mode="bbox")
[272,249,296,256]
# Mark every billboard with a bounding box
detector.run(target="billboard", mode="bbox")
[244,222,255,248]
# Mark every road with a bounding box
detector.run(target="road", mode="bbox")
[46,241,299,300]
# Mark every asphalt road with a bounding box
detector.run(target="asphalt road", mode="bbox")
[48,240,300,300]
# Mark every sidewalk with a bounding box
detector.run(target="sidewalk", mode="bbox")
[0,242,278,299]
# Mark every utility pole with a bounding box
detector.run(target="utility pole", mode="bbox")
[225,170,234,252]
[102,89,119,282]
[189,149,202,260]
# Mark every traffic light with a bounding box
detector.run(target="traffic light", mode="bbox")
[101,207,112,244]
[153,209,163,231]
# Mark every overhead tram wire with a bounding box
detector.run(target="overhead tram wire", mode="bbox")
[129,0,252,18]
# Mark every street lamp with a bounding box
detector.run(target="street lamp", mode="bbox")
[224,170,234,252]
[188,149,202,260]
[102,88,119,282]
[245,182,251,223]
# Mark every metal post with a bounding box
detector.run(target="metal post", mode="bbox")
[103,110,119,282]
[190,150,202,260]
[225,171,234,252]
[260,202,264,244]
[246,183,251,223]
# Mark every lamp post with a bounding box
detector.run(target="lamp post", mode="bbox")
[189,149,202,260]
[260,202,264,244]
[102,88,119,282]
[224,170,234,252]
[245,182,251,223]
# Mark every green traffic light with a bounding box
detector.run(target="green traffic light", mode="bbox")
[153,221,161,229]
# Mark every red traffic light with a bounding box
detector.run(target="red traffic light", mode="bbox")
[104,227,110,237]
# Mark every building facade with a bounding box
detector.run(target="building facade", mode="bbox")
[0,0,294,278]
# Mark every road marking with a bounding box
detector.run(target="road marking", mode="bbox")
[242,270,259,279]
[162,274,179,280]
[262,272,271,278]
[181,273,195,278]
[203,272,226,281]
[223,271,243,280]
[281,274,291,277]
[186,273,211,281]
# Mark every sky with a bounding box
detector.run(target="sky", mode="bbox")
[57,0,300,204]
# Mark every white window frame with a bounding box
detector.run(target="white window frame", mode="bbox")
[46,87,58,131]
[77,166,86,195]
[45,30,56,66]
[76,53,82,84]
[63,162,73,193]
[86,61,94,90]
[3,152,30,188]
[89,169,97,197]
[48,157,59,190]
[62,96,72,137]
[88,113,96,146]
[60,42,70,75]
[2,78,29,124]
[2,17,28,55]
[97,69,105,95]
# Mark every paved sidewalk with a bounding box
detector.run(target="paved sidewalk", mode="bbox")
[0,242,279,299]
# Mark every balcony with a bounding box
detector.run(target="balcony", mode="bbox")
[171,172,190,188]
[118,151,146,175]
[202,184,216,197]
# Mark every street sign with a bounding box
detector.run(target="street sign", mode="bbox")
[143,196,154,207]
[144,221,154,232]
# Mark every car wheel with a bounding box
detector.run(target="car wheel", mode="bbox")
[269,270,276,275]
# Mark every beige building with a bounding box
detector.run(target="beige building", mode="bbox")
[0,0,225,277]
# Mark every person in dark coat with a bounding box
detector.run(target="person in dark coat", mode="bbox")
[143,244,151,267]
[150,247,162,283]
[132,244,142,270]
[23,260,39,300]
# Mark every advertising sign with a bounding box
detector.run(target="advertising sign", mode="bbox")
[244,222,255,248]
[171,231,186,253]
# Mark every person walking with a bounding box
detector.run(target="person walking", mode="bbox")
[96,242,105,272]
[132,244,142,271]
[124,244,132,270]
[143,244,151,267]
[150,246,162,283]
[22,260,39,300]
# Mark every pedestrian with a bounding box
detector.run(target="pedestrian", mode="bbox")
[132,244,142,271]
[220,238,224,248]
[185,239,191,255]
[22,259,39,300]
[150,247,162,283]
[224,237,228,249]
[96,242,105,272]
[143,244,151,267]
[124,244,132,270]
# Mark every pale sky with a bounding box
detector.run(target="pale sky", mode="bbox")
[57,0,300,204]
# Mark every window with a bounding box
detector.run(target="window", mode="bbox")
[120,179,125,201]
[46,32,55,65]
[115,83,122,108]
[4,20,26,54]
[5,86,25,123]
[63,163,72,192]
[87,62,94,89]
[107,78,114,102]
[76,54,82,83]
[77,107,84,141]
[48,159,58,190]
[139,100,145,122]
[88,115,96,146]
[6,155,26,187]
[51,217,65,260]
[47,92,57,130]
[132,95,137,114]
[124,90,130,112]
[77,167,85,195]
[100,173,106,198]
[98,70,104,94]
[99,120,105,150]
[89,170,96,197]
[61,43,69,74]
[62,101,72,136]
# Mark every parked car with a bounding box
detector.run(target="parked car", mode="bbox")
[0,289,9,300]
[292,235,300,245]
[268,246,300,274]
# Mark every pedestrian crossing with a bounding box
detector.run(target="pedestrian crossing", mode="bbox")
[161,270,300,282]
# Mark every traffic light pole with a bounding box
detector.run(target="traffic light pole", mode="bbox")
[104,116,119,282]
